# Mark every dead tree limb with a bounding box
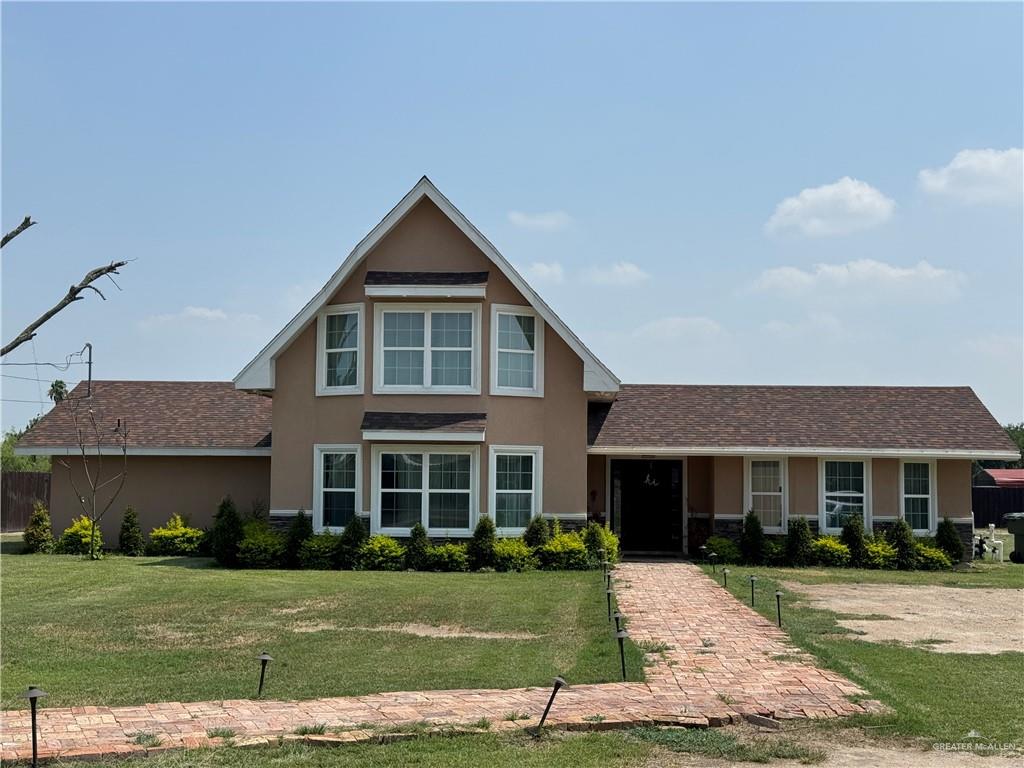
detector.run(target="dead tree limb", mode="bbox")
[1,216,35,248]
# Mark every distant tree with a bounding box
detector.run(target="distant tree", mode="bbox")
[1,423,50,472]
[48,379,68,403]
[974,422,1024,479]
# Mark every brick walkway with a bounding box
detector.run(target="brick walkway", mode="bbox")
[0,563,880,761]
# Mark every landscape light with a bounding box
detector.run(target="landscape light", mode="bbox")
[21,686,47,768]
[612,610,623,633]
[775,590,783,628]
[606,588,614,621]
[616,629,629,680]
[534,676,568,736]
[749,575,758,607]
[257,652,273,698]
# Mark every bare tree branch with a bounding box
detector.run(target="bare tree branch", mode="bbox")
[1,216,36,248]
[1,260,129,357]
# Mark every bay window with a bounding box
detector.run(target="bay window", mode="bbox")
[374,304,480,393]
[374,446,478,535]
[490,445,543,533]
[901,460,935,533]
[313,445,362,532]
[316,304,363,395]
[491,304,544,396]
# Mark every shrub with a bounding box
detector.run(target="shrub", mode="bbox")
[427,542,470,572]
[935,518,964,563]
[358,535,405,571]
[740,510,765,565]
[284,509,313,568]
[582,522,620,565]
[536,532,590,570]
[864,537,897,569]
[812,536,850,567]
[249,499,269,523]
[704,536,740,564]
[547,518,562,538]
[784,518,814,566]
[523,516,549,548]
[493,538,536,572]
[22,501,54,554]
[467,516,496,570]
[914,543,953,571]
[840,516,868,568]
[337,515,369,569]
[764,537,788,566]
[210,496,244,567]
[237,522,287,568]
[55,515,103,556]
[148,515,205,556]
[405,523,430,571]
[886,519,917,570]
[118,506,146,556]
[298,534,338,570]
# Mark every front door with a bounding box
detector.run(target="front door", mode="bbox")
[610,459,683,553]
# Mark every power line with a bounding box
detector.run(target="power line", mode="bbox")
[1,373,82,384]
[0,398,56,404]
[0,360,88,368]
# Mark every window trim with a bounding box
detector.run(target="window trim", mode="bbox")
[489,445,544,536]
[315,303,364,396]
[818,457,872,535]
[370,444,480,537]
[900,459,937,535]
[312,443,363,533]
[743,456,788,534]
[490,304,544,397]
[372,302,482,394]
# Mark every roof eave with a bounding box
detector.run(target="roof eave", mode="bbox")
[586,445,1021,460]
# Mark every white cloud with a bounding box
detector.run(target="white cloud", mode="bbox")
[526,261,565,284]
[765,177,896,237]
[586,261,651,285]
[918,148,1023,205]
[507,210,573,232]
[140,305,258,328]
[754,259,964,302]
[632,316,724,340]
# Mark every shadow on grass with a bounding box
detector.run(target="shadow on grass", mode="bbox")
[138,556,219,569]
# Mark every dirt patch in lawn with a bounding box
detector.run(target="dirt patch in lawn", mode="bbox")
[351,623,539,640]
[783,582,1023,654]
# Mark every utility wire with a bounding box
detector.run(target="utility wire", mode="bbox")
[1,373,82,385]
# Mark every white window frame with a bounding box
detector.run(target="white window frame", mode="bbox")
[900,459,937,535]
[489,445,544,536]
[370,444,480,537]
[315,303,364,396]
[490,304,544,397]
[373,302,482,394]
[818,457,872,535]
[312,444,363,533]
[743,456,787,534]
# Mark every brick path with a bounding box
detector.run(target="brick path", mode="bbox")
[0,563,880,761]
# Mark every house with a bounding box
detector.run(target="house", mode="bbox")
[16,178,1019,558]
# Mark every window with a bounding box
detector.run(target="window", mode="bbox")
[821,459,869,532]
[374,304,481,393]
[902,461,934,533]
[745,458,786,532]
[313,445,361,532]
[490,446,543,533]
[374,446,478,535]
[491,305,544,396]
[316,304,363,395]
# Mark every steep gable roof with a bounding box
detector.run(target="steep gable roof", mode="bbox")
[234,177,619,393]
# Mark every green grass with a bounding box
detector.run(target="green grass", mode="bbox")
[631,726,825,763]
[0,554,643,709]
[704,564,1024,743]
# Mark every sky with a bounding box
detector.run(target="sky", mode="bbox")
[2,2,1022,432]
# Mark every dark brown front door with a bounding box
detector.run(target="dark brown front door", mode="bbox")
[611,459,683,553]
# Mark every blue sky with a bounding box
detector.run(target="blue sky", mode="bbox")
[2,2,1022,431]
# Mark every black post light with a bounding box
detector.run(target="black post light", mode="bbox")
[616,629,629,681]
[775,590,783,628]
[722,568,729,588]
[606,571,612,591]
[709,552,718,573]
[749,575,758,607]
[21,686,47,768]
[257,651,273,698]
[602,560,611,575]
[606,588,614,621]
[699,544,708,563]
[612,610,623,633]
[534,676,568,737]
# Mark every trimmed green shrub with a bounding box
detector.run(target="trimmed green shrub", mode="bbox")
[282,509,313,568]
[914,543,953,571]
[210,496,244,567]
[886,519,917,570]
[582,522,620,565]
[704,536,740,564]
[785,518,815,566]
[536,532,590,570]
[840,516,868,568]
[148,515,205,556]
[405,523,430,571]
[812,536,850,567]
[118,506,146,556]
[864,537,897,569]
[55,515,103,556]
[358,535,406,571]
[467,516,496,570]
[427,542,470,572]
[547,518,562,538]
[337,515,369,569]
[740,510,765,565]
[237,522,286,568]
[298,534,338,570]
[523,515,549,548]
[248,499,269,523]
[935,518,964,563]
[764,537,788,566]
[493,538,536,572]
[22,501,54,554]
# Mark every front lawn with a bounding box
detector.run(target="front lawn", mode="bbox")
[1,555,643,709]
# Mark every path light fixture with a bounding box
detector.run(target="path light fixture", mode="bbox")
[612,610,623,633]
[749,575,758,607]
[602,560,611,575]
[21,686,47,768]
[709,552,718,573]
[775,591,783,628]
[606,588,614,621]
[606,571,612,591]
[257,651,273,698]
[616,629,629,681]
[699,544,708,562]
[598,548,606,567]
[534,676,568,737]
[722,568,729,588]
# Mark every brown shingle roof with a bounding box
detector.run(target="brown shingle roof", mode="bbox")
[361,412,486,433]
[588,385,1017,455]
[364,271,489,286]
[17,381,272,451]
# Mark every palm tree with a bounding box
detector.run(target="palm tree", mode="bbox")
[48,379,68,403]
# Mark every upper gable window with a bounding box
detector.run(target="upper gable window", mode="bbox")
[316,303,364,396]
[490,304,544,397]
[373,303,481,394]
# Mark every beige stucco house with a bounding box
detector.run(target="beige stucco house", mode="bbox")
[17,178,1019,557]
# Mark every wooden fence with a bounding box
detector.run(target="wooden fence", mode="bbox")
[1,472,51,532]
[971,486,1024,528]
